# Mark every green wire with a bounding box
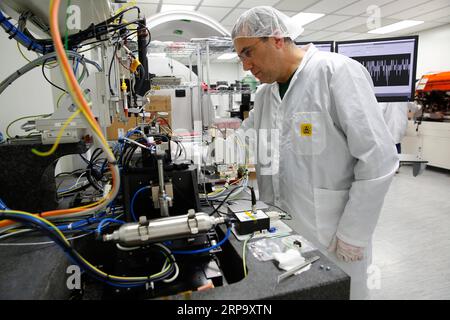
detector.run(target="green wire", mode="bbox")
[6,114,52,139]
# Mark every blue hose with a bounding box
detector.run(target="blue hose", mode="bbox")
[171,228,232,255]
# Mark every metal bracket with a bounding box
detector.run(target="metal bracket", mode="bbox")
[187,209,199,234]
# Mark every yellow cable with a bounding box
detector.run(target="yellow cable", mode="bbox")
[17,42,32,63]
[50,0,114,161]
[113,0,137,16]
[32,109,81,157]
[2,210,172,281]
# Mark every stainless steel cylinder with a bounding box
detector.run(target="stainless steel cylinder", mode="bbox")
[103,212,226,246]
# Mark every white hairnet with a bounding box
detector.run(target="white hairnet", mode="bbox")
[232,6,304,40]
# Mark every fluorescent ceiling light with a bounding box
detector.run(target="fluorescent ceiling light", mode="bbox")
[291,12,325,26]
[160,5,196,12]
[217,53,238,60]
[368,20,424,34]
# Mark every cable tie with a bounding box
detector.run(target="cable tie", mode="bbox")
[145,279,154,291]
[8,28,19,39]
[6,25,14,35]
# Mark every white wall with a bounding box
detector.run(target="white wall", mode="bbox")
[416,24,450,78]
[0,32,54,138]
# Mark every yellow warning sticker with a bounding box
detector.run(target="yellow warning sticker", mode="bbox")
[245,211,256,221]
[301,124,313,137]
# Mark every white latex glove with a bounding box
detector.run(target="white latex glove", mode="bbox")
[328,237,364,262]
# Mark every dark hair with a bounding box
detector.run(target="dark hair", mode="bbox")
[260,37,293,45]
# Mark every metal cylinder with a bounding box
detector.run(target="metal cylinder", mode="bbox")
[157,159,165,191]
[159,193,170,217]
[103,212,226,246]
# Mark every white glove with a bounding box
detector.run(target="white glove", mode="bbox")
[328,237,364,262]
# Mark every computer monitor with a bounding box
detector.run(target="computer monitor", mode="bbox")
[296,41,334,52]
[336,36,419,102]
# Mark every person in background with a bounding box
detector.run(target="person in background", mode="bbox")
[379,102,410,154]
[232,6,399,299]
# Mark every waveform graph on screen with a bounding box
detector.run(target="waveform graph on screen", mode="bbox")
[351,54,411,87]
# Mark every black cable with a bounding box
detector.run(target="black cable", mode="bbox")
[108,42,120,96]
[209,186,245,216]
[42,59,67,93]
[1,212,175,286]
[86,148,104,191]
[105,6,141,25]
[55,168,86,178]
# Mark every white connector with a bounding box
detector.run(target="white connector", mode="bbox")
[265,211,283,222]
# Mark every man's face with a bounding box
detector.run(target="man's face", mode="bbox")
[234,37,280,84]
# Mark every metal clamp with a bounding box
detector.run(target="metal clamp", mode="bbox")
[187,209,199,234]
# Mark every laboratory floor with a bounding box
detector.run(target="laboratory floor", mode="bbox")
[369,166,450,300]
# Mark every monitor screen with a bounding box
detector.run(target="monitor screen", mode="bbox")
[296,41,334,53]
[336,36,418,102]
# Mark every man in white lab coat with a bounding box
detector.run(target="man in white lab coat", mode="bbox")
[232,7,399,299]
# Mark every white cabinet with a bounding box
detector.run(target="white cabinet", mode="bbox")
[402,121,450,170]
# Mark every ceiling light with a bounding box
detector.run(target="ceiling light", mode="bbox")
[217,53,238,60]
[291,12,325,27]
[368,20,424,34]
[160,5,196,13]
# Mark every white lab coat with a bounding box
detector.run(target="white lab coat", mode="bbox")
[237,45,399,299]
[379,102,410,145]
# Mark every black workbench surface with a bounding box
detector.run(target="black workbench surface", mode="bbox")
[0,224,350,300]
[173,225,350,300]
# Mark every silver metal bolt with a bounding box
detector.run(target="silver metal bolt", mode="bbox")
[320,265,324,269]
[326,266,331,271]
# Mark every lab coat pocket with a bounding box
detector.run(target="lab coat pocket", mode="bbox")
[289,112,327,155]
[314,188,349,248]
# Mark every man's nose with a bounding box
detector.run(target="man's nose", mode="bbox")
[242,59,252,71]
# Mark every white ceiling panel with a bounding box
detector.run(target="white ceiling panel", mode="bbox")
[325,16,367,32]
[163,0,202,5]
[275,0,321,12]
[300,29,317,36]
[413,6,450,22]
[348,33,385,40]
[303,0,360,14]
[220,8,248,25]
[281,11,305,17]
[136,0,160,4]
[346,17,399,33]
[238,0,280,9]
[197,6,233,22]
[303,14,352,30]
[328,31,360,41]
[376,0,429,17]
[436,16,450,23]
[302,30,338,41]
[335,0,394,16]
[201,0,241,7]
[388,0,450,20]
